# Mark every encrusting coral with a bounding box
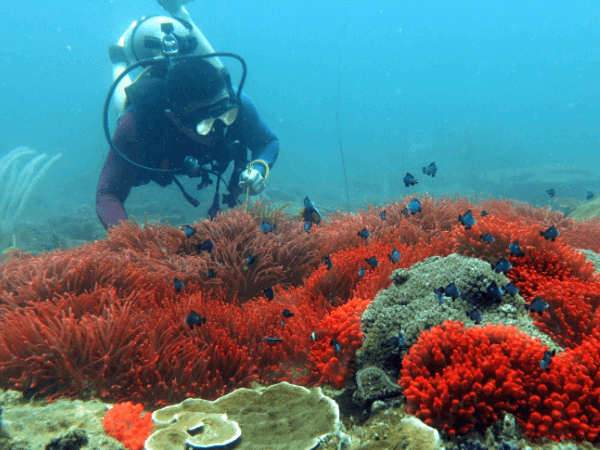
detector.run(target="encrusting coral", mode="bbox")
[2,196,600,444]
[146,412,241,450]
[144,382,340,450]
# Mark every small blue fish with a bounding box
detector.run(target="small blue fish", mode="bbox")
[527,296,549,315]
[504,282,519,295]
[486,281,504,303]
[174,277,184,293]
[403,172,418,187]
[407,198,421,214]
[540,226,559,241]
[259,221,276,235]
[365,256,379,268]
[330,338,341,352]
[547,188,556,197]
[491,257,513,274]
[282,309,294,318]
[263,287,274,300]
[480,233,495,243]
[206,269,216,278]
[330,295,338,305]
[509,241,525,257]
[480,210,488,217]
[434,287,445,305]
[587,190,594,200]
[401,208,410,216]
[358,266,366,277]
[185,311,206,329]
[182,225,196,238]
[358,228,371,239]
[324,256,333,270]
[245,254,256,266]
[467,309,482,324]
[388,247,400,263]
[196,239,214,253]
[540,349,556,370]
[301,196,322,224]
[382,331,406,348]
[263,337,283,343]
[422,162,438,177]
[304,221,312,232]
[444,282,462,299]
[458,210,476,230]
[380,210,387,220]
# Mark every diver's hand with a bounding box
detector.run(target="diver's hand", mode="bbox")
[239,168,265,196]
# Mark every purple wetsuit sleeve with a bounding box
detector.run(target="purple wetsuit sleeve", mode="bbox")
[238,95,279,177]
[96,111,141,229]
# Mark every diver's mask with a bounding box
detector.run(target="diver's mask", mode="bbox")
[178,98,239,135]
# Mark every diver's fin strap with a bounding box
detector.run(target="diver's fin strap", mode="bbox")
[173,176,200,207]
[249,159,270,181]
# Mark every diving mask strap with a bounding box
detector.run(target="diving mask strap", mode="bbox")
[245,159,270,202]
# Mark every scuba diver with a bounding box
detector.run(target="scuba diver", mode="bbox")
[96,0,279,229]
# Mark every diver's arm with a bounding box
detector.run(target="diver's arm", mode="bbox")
[96,149,133,229]
[238,95,279,177]
[95,113,141,229]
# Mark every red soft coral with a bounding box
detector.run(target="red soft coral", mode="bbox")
[400,321,600,441]
[103,402,154,450]
[307,296,371,388]
[400,321,544,437]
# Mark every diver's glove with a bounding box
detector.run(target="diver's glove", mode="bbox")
[238,168,265,196]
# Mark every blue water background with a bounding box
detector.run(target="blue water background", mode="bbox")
[1,1,599,226]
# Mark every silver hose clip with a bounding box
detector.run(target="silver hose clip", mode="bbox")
[160,22,179,56]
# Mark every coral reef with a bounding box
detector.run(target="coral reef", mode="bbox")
[394,416,444,450]
[146,412,241,450]
[354,366,402,405]
[357,254,556,377]
[399,320,600,441]
[2,196,600,444]
[399,322,547,437]
[103,402,155,450]
[145,382,341,450]
[385,200,600,442]
[0,390,117,449]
